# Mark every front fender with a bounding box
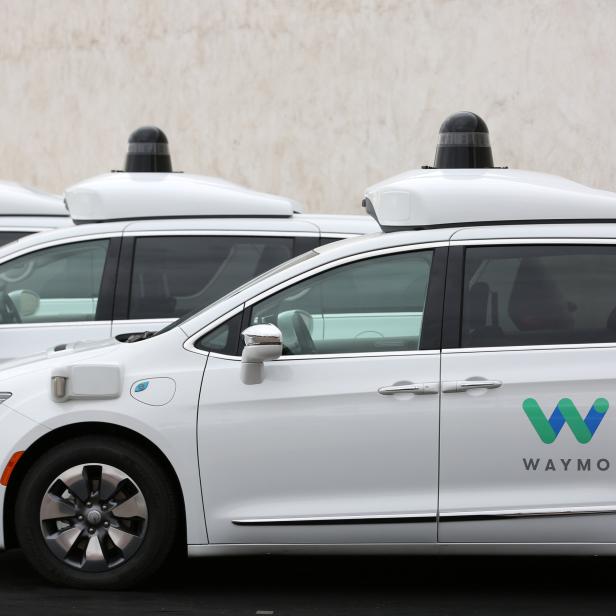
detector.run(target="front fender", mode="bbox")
[0,404,49,549]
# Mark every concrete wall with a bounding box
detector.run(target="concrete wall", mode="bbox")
[0,0,615,213]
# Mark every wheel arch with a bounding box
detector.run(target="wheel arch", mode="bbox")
[3,421,187,551]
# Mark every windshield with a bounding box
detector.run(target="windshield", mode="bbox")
[156,250,318,336]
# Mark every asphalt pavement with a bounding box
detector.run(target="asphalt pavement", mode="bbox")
[0,549,613,615]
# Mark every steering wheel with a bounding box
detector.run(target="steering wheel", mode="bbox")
[291,311,317,354]
[0,291,22,324]
[0,260,34,284]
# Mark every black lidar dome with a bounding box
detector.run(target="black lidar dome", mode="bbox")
[124,126,173,173]
[434,111,494,169]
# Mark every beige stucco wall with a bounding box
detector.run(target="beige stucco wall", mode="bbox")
[0,0,615,213]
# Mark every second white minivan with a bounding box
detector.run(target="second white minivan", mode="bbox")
[0,170,376,361]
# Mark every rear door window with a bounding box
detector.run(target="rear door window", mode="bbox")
[461,244,616,347]
[128,236,294,319]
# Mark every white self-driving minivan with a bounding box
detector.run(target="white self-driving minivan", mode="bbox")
[0,114,615,589]
[0,127,377,361]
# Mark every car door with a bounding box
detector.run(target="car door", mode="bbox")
[0,237,118,361]
[439,241,616,543]
[111,233,306,339]
[196,246,446,545]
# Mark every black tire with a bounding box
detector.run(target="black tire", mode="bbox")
[15,435,179,589]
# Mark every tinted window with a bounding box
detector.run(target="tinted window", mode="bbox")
[155,250,318,337]
[0,239,109,324]
[0,232,30,247]
[250,250,433,355]
[462,245,616,348]
[319,237,345,247]
[195,313,243,355]
[129,236,294,320]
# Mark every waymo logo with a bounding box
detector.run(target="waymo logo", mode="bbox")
[522,398,609,444]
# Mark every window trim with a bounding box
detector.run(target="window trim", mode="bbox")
[451,238,616,246]
[0,320,112,330]
[0,227,49,233]
[320,233,361,239]
[112,318,176,326]
[123,230,320,238]
[450,240,616,352]
[444,342,616,354]
[184,241,448,359]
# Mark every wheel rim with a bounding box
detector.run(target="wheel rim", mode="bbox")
[39,463,148,572]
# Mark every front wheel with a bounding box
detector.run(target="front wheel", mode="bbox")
[15,435,179,589]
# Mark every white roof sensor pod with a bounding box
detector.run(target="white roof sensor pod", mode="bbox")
[0,182,66,217]
[364,112,616,231]
[65,126,302,223]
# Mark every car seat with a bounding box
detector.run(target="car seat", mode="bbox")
[508,258,574,332]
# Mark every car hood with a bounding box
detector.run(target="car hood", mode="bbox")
[0,337,121,375]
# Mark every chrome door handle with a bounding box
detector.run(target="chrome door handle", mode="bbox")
[459,380,502,390]
[378,382,439,396]
[442,380,502,393]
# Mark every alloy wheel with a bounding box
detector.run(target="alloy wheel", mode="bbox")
[39,463,148,572]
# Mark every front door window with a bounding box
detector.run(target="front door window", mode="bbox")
[250,250,433,355]
[0,239,109,324]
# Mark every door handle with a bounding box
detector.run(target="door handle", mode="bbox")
[378,382,439,396]
[442,380,502,393]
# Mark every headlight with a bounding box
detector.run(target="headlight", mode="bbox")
[0,393,12,404]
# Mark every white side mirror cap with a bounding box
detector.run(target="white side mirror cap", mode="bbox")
[240,324,283,385]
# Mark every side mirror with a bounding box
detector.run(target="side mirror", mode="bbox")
[240,324,283,385]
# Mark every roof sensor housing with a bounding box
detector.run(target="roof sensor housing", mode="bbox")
[434,111,494,169]
[124,126,173,173]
